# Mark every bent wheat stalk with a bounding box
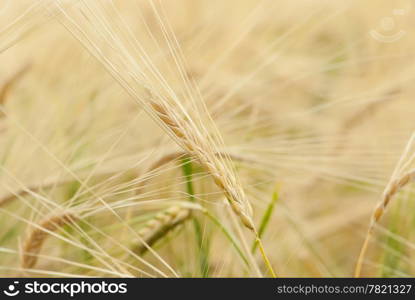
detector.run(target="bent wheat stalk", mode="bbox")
[0,169,121,208]
[354,169,415,277]
[21,212,77,270]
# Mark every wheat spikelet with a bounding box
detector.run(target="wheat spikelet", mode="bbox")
[373,169,415,222]
[133,205,192,255]
[52,1,273,275]
[21,212,77,270]
[150,100,254,230]
[50,2,254,231]
[355,169,415,277]
[135,150,249,195]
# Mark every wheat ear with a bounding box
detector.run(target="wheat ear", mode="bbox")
[152,102,279,275]
[132,205,193,255]
[355,169,415,277]
[134,148,276,276]
[21,212,77,270]
[150,101,254,230]
[54,2,272,275]
[135,150,249,194]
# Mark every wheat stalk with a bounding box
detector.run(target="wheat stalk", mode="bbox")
[0,169,120,208]
[132,205,193,255]
[52,1,274,276]
[53,1,255,230]
[354,169,415,277]
[135,100,275,275]
[135,150,250,194]
[21,212,77,270]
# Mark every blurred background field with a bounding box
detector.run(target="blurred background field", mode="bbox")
[1,0,415,277]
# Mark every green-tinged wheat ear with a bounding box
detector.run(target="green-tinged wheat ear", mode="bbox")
[132,206,192,255]
[355,169,415,277]
[21,212,77,270]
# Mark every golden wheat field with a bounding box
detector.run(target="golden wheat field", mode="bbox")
[1,0,415,278]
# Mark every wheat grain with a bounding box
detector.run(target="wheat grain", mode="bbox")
[21,212,77,269]
[355,169,415,277]
[132,205,192,255]
[135,150,250,195]
[150,100,254,230]
[52,1,255,232]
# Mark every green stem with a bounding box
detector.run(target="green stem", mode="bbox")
[181,157,210,277]
[252,188,279,253]
[204,210,249,268]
